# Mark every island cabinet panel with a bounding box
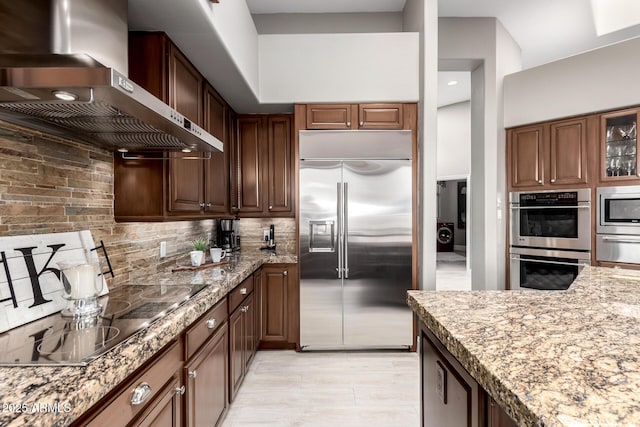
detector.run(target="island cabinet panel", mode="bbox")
[184,323,228,427]
[419,323,517,427]
[259,264,299,350]
[229,300,246,401]
[83,340,183,427]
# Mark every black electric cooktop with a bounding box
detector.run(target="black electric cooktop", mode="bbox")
[0,283,208,366]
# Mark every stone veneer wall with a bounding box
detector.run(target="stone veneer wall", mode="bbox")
[0,122,296,288]
[237,218,296,254]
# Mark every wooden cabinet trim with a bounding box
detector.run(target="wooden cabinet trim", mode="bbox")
[306,104,353,129]
[358,103,404,129]
[549,117,589,186]
[229,275,255,314]
[133,373,182,427]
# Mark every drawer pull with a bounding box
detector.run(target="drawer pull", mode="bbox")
[283,270,288,276]
[188,370,197,379]
[175,385,185,396]
[130,382,152,406]
[206,318,217,329]
[240,287,247,295]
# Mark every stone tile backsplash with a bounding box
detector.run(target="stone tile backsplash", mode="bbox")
[0,122,296,288]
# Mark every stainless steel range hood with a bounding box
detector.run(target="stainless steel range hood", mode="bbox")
[0,0,223,153]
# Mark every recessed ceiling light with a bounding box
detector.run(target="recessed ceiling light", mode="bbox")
[447,80,458,86]
[52,90,78,101]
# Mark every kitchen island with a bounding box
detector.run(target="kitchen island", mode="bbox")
[0,250,296,427]
[408,266,640,427]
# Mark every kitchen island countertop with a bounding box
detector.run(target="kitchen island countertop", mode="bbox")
[0,250,296,427]
[408,266,640,427]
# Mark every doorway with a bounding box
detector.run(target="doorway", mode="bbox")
[436,71,472,290]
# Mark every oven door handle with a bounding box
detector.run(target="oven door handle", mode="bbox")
[600,235,640,243]
[510,205,590,210]
[510,256,589,267]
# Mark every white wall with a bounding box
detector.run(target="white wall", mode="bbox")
[504,36,640,127]
[252,12,403,34]
[258,33,419,103]
[439,18,521,290]
[437,101,471,179]
[404,0,439,291]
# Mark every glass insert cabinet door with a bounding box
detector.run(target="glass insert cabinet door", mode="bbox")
[602,109,639,180]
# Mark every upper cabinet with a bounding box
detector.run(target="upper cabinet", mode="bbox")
[305,103,404,130]
[507,116,594,190]
[232,114,294,217]
[600,108,639,183]
[115,32,231,222]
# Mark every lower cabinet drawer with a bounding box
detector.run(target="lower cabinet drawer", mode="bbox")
[185,298,228,360]
[228,276,254,313]
[85,340,182,427]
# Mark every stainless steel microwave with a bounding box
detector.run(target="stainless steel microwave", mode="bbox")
[597,185,640,235]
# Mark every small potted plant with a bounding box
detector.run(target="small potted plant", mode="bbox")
[190,237,207,267]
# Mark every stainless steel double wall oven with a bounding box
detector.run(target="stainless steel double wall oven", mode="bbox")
[509,189,591,290]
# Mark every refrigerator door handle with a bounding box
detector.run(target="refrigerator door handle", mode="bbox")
[344,182,349,279]
[337,182,343,279]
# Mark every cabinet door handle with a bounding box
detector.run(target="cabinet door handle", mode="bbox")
[206,318,217,329]
[206,203,211,208]
[199,203,206,208]
[175,385,185,396]
[269,205,273,210]
[240,287,247,295]
[130,382,152,406]
[188,370,197,379]
[550,178,556,183]
[283,270,288,276]
[241,306,249,313]
[359,121,364,126]
[538,179,543,184]
[346,121,351,127]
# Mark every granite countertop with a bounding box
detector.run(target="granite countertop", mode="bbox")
[408,266,640,427]
[0,250,296,427]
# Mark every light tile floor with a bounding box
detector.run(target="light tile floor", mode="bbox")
[221,350,420,427]
[436,255,471,291]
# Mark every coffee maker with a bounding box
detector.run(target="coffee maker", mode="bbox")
[216,219,240,252]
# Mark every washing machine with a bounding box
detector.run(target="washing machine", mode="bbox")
[437,222,455,252]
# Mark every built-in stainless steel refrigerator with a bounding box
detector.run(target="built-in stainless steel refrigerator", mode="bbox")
[299,130,413,350]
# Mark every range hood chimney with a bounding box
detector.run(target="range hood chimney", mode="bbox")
[0,0,223,153]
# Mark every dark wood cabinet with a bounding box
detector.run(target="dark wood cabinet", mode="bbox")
[203,84,230,214]
[267,115,294,215]
[305,103,405,130]
[507,117,593,190]
[118,31,231,221]
[228,277,257,402]
[184,324,228,427]
[260,264,298,350]
[129,31,203,127]
[83,341,183,427]
[253,268,262,347]
[420,323,517,427]
[235,116,266,214]
[114,153,166,221]
[134,373,182,427]
[234,115,294,217]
